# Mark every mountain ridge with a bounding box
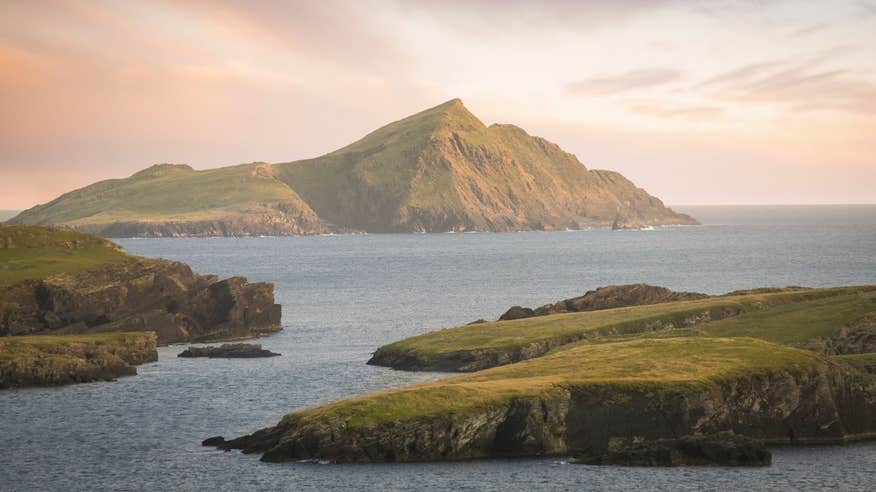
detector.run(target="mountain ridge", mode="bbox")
[10,99,697,236]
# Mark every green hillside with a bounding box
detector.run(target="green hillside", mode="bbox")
[370,286,876,371]
[10,163,326,236]
[0,224,130,286]
[10,99,696,236]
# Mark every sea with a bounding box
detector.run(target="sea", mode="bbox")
[2,205,875,491]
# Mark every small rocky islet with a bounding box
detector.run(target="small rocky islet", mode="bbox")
[178,343,280,358]
[209,284,876,467]
[0,224,283,389]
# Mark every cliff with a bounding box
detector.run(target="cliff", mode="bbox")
[10,100,696,236]
[0,332,157,389]
[0,225,281,344]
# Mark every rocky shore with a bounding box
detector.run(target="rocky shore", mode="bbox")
[0,332,157,389]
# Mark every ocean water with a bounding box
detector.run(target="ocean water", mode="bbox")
[2,205,875,491]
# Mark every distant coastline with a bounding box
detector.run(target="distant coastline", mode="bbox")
[0,210,20,222]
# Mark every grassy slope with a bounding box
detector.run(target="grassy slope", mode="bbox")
[0,224,131,286]
[699,292,876,344]
[374,287,876,364]
[9,163,317,228]
[289,337,820,429]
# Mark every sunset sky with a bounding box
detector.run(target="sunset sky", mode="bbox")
[2,0,875,209]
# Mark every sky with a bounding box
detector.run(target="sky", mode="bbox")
[1,0,875,209]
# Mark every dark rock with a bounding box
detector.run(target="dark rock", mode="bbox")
[178,343,280,358]
[202,436,226,446]
[497,284,707,322]
[805,313,876,355]
[498,306,535,321]
[574,432,771,467]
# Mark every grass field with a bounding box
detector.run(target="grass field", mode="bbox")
[0,224,131,286]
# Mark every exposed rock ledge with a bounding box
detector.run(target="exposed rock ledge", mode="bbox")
[206,361,876,463]
[178,343,280,358]
[0,259,282,344]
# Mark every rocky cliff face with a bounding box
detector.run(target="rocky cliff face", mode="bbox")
[0,258,282,344]
[210,361,876,463]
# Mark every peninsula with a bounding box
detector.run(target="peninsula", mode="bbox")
[209,285,876,465]
[8,100,696,236]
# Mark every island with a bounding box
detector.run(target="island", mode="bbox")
[0,224,283,388]
[178,343,280,358]
[8,99,696,236]
[207,284,876,465]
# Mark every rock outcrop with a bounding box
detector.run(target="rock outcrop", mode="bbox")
[574,432,771,467]
[178,343,280,358]
[0,258,282,344]
[498,284,707,321]
[806,313,876,355]
[0,332,158,389]
[207,359,876,463]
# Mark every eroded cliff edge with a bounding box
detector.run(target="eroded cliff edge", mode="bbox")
[0,224,282,345]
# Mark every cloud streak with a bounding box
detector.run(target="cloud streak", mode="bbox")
[701,60,876,115]
[566,68,683,96]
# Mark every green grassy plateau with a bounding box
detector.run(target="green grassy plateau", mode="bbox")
[281,286,875,430]
[290,337,820,429]
[0,224,130,286]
